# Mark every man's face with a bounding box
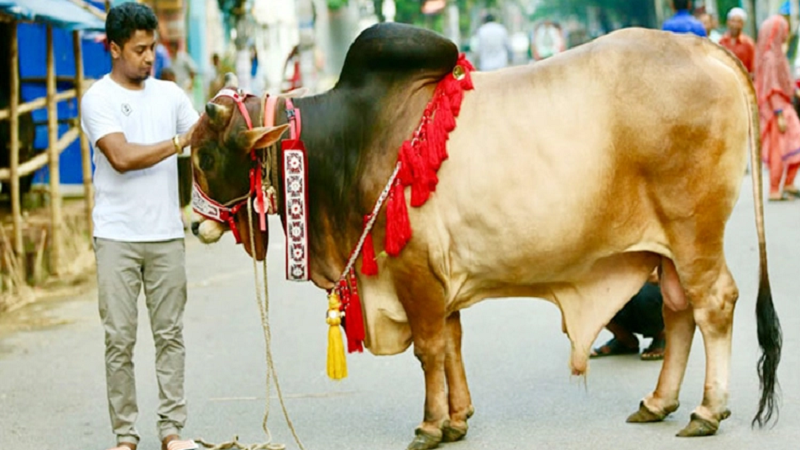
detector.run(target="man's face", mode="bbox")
[700,14,712,32]
[110,29,156,83]
[728,16,744,36]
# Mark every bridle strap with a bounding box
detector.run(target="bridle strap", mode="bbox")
[265,94,279,128]
[214,88,254,129]
[285,98,302,140]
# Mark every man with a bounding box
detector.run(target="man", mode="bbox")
[473,14,511,71]
[719,7,755,74]
[591,272,666,361]
[169,40,199,97]
[699,12,723,43]
[80,3,198,450]
[662,0,707,37]
[532,20,565,61]
[206,53,221,99]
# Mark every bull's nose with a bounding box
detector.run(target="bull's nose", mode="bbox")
[191,222,200,236]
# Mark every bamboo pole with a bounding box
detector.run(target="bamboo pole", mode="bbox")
[9,20,24,279]
[46,25,62,276]
[0,127,79,181]
[73,30,93,238]
[0,83,94,121]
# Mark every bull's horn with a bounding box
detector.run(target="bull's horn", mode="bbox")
[205,102,230,127]
[224,72,239,89]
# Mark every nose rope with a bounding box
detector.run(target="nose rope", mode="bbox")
[195,200,305,450]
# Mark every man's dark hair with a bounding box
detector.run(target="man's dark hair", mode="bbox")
[673,0,690,10]
[106,2,158,48]
[485,14,495,23]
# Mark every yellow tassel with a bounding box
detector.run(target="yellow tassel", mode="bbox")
[326,292,348,380]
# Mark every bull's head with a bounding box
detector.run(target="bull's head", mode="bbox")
[191,73,289,260]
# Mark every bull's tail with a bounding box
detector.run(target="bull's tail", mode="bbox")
[740,53,782,427]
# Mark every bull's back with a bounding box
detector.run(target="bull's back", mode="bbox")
[421,28,750,291]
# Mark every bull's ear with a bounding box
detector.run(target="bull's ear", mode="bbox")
[242,124,291,150]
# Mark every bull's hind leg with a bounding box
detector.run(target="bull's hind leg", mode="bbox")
[678,263,738,436]
[629,255,738,436]
[442,311,473,443]
[628,259,696,423]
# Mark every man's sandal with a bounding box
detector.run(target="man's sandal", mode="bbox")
[590,338,639,358]
[640,337,666,361]
[163,436,198,450]
[107,444,136,450]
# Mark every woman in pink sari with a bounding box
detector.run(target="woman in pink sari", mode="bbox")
[755,15,800,201]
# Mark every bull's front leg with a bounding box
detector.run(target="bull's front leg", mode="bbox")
[442,311,473,443]
[395,274,449,450]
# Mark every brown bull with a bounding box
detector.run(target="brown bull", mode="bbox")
[190,23,781,450]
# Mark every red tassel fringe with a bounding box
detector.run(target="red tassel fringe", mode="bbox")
[385,182,411,257]
[360,215,378,276]
[341,271,365,353]
[383,53,474,256]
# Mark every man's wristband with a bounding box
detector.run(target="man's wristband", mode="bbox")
[172,134,183,155]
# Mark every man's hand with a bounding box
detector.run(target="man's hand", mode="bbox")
[778,112,787,133]
[178,122,198,149]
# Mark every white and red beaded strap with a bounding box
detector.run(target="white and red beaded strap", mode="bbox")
[283,98,310,281]
[192,182,226,223]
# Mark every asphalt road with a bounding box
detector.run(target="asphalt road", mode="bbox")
[1,174,798,450]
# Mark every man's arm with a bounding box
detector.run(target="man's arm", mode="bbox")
[95,130,193,173]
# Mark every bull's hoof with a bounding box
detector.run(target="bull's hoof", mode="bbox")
[626,401,671,423]
[441,421,468,443]
[466,405,475,419]
[676,413,720,437]
[407,427,442,450]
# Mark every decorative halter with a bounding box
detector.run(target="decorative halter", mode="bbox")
[192,88,307,280]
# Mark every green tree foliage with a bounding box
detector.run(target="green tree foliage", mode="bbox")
[716,0,742,25]
[534,0,656,28]
[392,0,483,34]
[328,0,349,10]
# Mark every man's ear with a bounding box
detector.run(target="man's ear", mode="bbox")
[242,124,291,150]
[110,41,121,59]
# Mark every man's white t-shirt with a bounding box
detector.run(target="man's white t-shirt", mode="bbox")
[81,75,199,242]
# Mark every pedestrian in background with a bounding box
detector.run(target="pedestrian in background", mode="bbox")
[473,13,511,71]
[531,20,565,61]
[662,0,706,37]
[700,12,722,42]
[720,7,755,75]
[755,15,800,201]
[591,270,666,361]
[80,3,199,450]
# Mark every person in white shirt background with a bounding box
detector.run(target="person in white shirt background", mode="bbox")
[531,19,566,61]
[80,3,199,450]
[473,13,512,71]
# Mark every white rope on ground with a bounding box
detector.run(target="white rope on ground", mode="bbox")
[196,202,305,450]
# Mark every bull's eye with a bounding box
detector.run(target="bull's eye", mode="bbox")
[198,153,215,171]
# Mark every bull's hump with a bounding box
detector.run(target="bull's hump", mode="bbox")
[336,23,458,89]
